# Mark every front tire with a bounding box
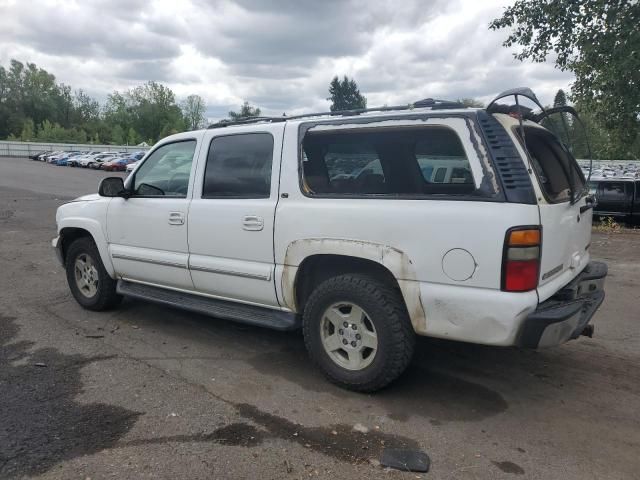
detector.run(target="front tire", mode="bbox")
[303,274,415,392]
[65,237,121,311]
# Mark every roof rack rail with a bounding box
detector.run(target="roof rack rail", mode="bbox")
[207,98,467,129]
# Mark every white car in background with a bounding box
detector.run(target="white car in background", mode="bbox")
[125,160,141,173]
[68,151,101,167]
[78,153,116,168]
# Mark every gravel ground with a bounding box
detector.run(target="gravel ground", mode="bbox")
[1,156,639,479]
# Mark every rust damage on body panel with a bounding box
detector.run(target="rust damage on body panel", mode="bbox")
[281,238,427,334]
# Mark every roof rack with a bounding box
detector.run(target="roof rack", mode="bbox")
[207,98,466,129]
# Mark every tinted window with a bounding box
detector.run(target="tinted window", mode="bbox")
[519,127,585,203]
[601,182,626,200]
[203,133,273,198]
[302,127,474,196]
[133,140,196,197]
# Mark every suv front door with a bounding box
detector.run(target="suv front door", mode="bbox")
[106,137,201,289]
[187,125,284,308]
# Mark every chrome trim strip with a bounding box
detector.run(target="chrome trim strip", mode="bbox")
[189,263,271,281]
[112,253,187,269]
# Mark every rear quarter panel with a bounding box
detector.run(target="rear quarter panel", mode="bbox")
[274,116,540,343]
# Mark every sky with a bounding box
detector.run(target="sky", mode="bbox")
[0,0,574,121]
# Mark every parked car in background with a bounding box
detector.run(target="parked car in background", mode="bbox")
[89,154,123,169]
[79,153,116,168]
[590,178,640,224]
[54,152,84,166]
[125,160,141,173]
[68,151,101,167]
[102,154,144,172]
[42,151,64,162]
[29,150,51,160]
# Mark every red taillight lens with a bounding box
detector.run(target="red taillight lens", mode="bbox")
[502,227,541,292]
[504,259,539,291]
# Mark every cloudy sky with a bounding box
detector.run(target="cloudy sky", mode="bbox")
[0,0,573,120]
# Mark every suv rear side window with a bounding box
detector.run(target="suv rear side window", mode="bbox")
[519,127,585,203]
[203,133,274,198]
[301,127,474,196]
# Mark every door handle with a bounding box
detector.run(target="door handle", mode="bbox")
[168,211,185,225]
[580,194,597,213]
[242,215,264,231]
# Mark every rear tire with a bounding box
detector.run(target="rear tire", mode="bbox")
[65,237,122,311]
[303,274,415,392]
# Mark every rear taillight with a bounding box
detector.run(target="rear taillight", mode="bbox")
[502,226,541,292]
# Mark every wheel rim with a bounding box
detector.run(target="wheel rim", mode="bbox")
[320,302,378,371]
[74,253,99,298]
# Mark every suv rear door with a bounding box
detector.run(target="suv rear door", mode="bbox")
[520,110,592,301]
[187,124,284,308]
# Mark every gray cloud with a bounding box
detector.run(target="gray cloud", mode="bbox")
[0,0,574,119]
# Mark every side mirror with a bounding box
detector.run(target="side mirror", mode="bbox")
[98,177,126,197]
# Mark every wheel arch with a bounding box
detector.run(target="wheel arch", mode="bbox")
[280,239,426,333]
[58,219,115,277]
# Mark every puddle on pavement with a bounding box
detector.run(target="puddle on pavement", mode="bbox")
[248,345,508,423]
[235,402,419,463]
[0,313,141,478]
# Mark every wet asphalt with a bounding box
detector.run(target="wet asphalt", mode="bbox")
[1,156,639,479]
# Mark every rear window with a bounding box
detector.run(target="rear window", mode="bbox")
[301,127,475,197]
[519,126,585,203]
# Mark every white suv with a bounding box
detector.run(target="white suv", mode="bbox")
[53,88,607,391]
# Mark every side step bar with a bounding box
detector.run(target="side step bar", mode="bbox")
[117,280,300,331]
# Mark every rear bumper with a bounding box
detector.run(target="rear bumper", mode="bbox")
[518,261,607,348]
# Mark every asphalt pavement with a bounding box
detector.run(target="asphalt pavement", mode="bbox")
[1,156,639,479]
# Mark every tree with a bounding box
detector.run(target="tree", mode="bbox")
[489,0,640,158]
[328,76,367,111]
[127,127,138,145]
[181,94,207,130]
[228,101,261,120]
[20,118,35,141]
[458,98,485,108]
[111,124,125,145]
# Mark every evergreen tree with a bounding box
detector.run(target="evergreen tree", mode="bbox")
[327,76,367,111]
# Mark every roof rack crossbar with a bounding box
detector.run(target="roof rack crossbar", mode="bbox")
[207,98,466,128]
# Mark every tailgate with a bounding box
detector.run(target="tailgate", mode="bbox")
[519,124,592,301]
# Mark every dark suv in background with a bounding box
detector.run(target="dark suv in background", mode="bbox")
[589,178,640,224]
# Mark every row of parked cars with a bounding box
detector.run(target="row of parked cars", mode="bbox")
[29,150,147,172]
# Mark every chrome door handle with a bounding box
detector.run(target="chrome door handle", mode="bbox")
[168,211,185,225]
[242,215,264,231]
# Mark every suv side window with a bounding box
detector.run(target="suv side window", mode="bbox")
[133,140,196,197]
[601,182,627,200]
[302,126,474,196]
[203,133,274,198]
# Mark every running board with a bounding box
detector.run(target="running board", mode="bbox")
[117,280,300,331]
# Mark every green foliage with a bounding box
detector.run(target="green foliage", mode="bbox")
[181,94,207,130]
[111,124,125,145]
[490,0,640,159]
[228,101,261,120]
[0,58,191,145]
[328,76,367,111]
[127,127,138,145]
[458,98,485,108]
[20,118,35,141]
[34,119,87,143]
